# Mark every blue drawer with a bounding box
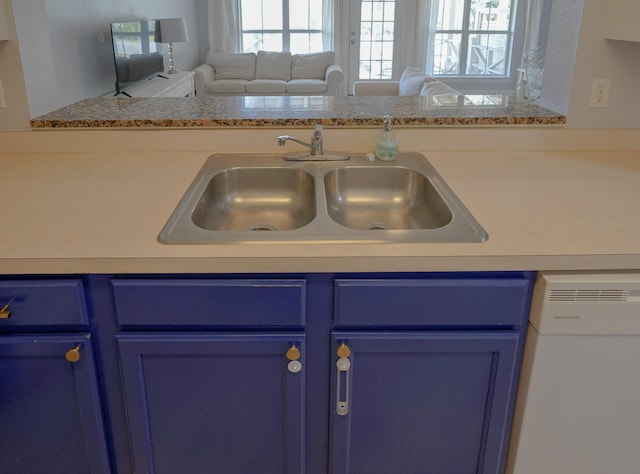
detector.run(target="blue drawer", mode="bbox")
[112,278,306,328]
[0,279,89,330]
[334,276,532,328]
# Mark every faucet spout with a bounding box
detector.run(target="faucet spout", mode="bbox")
[277,125,324,156]
[277,135,313,151]
[276,125,349,161]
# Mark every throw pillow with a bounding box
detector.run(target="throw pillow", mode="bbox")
[398,67,428,96]
[208,52,256,80]
[291,51,336,80]
[255,51,292,81]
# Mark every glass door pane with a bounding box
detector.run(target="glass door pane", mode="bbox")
[358,1,395,80]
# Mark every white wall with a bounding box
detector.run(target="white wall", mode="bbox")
[0,0,30,130]
[540,0,640,128]
[565,0,640,128]
[11,2,58,118]
[13,0,201,117]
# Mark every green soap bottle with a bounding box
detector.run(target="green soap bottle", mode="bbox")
[375,115,399,162]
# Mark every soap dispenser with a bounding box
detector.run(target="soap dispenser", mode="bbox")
[375,115,399,162]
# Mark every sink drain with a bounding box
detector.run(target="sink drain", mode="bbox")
[363,223,393,230]
[246,224,278,231]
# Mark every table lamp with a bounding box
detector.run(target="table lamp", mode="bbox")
[157,18,189,74]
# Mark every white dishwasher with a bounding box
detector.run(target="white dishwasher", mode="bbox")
[506,272,640,474]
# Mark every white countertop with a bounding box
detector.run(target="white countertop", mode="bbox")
[1,147,639,274]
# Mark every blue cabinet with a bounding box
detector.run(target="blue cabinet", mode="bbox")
[329,274,533,474]
[0,279,111,474]
[111,277,308,474]
[117,333,305,474]
[107,272,533,474]
[330,332,520,474]
[0,271,535,473]
[111,278,307,328]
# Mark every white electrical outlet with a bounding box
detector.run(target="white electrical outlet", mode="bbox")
[0,79,6,108]
[589,78,610,108]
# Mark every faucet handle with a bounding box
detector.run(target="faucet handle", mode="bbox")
[313,124,323,141]
[311,124,323,155]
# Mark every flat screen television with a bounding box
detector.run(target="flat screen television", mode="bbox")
[110,20,165,96]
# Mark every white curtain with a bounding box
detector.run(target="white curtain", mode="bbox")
[523,0,545,53]
[327,0,346,66]
[323,0,334,51]
[412,0,431,72]
[208,0,240,52]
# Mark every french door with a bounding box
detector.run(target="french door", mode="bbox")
[345,0,400,92]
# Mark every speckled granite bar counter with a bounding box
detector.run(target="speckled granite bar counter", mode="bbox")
[31,94,566,128]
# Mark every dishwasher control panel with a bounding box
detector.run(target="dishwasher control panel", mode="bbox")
[530,272,640,334]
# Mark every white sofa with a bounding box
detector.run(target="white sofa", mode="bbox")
[352,67,459,96]
[194,51,344,96]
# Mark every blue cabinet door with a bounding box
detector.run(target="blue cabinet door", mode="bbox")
[0,335,111,474]
[118,333,305,474]
[330,332,520,474]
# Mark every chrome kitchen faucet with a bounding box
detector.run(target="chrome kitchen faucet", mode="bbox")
[277,125,349,161]
[278,124,324,156]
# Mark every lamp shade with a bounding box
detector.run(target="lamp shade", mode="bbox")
[156,18,189,43]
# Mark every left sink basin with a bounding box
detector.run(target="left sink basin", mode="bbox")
[192,167,316,231]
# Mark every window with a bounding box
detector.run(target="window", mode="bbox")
[239,0,324,54]
[358,0,396,80]
[429,0,516,77]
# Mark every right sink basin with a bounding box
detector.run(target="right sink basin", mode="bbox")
[159,152,487,244]
[324,166,453,231]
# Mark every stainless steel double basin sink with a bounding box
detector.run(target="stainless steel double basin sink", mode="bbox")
[159,153,487,244]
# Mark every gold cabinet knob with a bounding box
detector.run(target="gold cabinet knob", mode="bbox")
[286,344,301,361]
[65,346,81,363]
[0,299,14,319]
[337,343,351,358]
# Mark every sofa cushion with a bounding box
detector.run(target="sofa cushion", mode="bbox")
[286,79,328,94]
[245,79,287,93]
[208,52,256,80]
[204,79,248,94]
[291,51,336,80]
[420,80,459,96]
[255,51,292,81]
[398,67,429,96]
